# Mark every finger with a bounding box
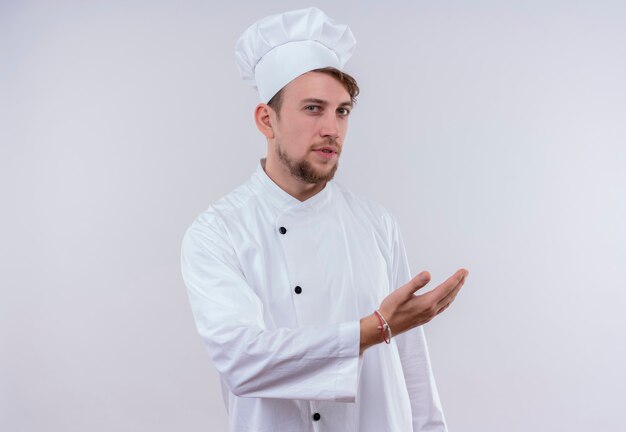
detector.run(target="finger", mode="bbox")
[436,269,468,308]
[425,268,468,303]
[398,271,431,298]
[437,283,462,312]
[440,269,468,301]
[436,301,451,315]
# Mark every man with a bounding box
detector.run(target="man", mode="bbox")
[181,7,468,432]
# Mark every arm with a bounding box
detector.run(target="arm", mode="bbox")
[182,212,465,406]
[379,218,466,431]
[181,219,360,402]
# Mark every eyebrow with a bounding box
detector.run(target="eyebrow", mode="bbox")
[300,98,353,108]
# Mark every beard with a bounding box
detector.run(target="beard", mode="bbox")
[275,139,340,184]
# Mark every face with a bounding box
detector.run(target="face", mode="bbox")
[269,72,352,184]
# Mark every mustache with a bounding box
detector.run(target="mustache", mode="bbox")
[312,138,341,153]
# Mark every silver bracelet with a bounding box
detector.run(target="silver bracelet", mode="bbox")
[374,309,392,344]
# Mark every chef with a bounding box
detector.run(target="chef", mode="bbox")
[181,7,468,432]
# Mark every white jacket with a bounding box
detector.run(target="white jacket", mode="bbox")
[181,162,447,432]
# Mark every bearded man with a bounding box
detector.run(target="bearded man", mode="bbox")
[181,7,468,432]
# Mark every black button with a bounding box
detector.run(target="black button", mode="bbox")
[294,286,302,294]
[279,227,287,235]
[312,413,321,421]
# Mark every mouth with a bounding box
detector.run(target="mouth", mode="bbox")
[312,146,339,160]
[312,146,339,155]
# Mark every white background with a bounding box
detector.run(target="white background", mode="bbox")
[2,1,625,431]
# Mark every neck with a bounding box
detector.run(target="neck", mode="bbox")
[262,158,327,202]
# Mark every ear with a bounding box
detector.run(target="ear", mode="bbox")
[254,103,276,139]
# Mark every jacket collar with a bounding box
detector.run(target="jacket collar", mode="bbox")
[251,159,334,214]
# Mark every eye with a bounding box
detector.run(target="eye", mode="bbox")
[337,107,351,116]
[304,105,321,113]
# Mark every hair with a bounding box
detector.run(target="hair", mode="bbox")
[267,67,360,116]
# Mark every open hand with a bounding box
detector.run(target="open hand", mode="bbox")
[379,268,468,335]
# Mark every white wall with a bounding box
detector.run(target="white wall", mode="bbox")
[2,1,625,431]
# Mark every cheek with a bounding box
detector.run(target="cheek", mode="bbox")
[339,121,349,138]
[286,121,316,142]
[277,127,309,155]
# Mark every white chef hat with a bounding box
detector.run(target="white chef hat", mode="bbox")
[235,7,356,103]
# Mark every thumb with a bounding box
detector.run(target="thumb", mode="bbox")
[399,271,431,297]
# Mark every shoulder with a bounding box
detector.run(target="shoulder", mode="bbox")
[332,181,398,230]
[183,178,259,249]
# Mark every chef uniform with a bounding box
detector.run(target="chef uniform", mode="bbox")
[181,8,447,432]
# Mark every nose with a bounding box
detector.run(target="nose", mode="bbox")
[319,111,340,141]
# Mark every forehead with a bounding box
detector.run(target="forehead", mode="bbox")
[280,71,350,105]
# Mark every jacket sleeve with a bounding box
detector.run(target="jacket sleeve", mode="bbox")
[180,216,360,402]
[389,218,448,431]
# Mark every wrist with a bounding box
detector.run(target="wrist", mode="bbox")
[373,309,392,344]
[359,313,381,354]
